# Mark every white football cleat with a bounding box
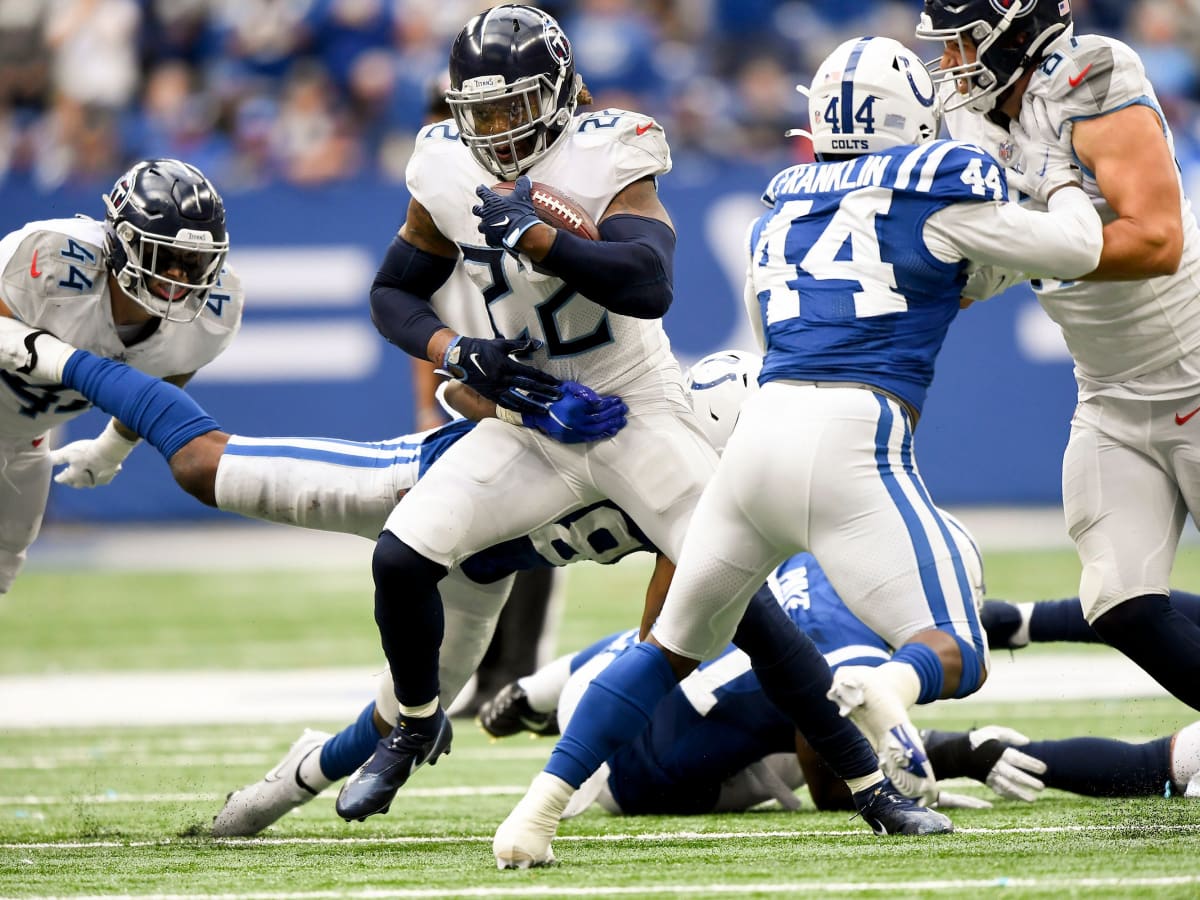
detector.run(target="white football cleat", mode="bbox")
[493,771,574,869]
[828,665,938,806]
[0,318,76,382]
[211,729,333,837]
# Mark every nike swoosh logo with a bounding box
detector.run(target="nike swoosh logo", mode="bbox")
[30,250,41,278]
[1068,63,1093,88]
[1176,406,1200,425]
[636,121,655,136]
[492,216,510,228]
[469,352,486,375]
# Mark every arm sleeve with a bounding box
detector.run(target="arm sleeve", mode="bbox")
[369,235,457,359]
[923,188,1103,280]
[538,214,675,318]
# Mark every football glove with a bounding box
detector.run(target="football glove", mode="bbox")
[472,176,543,250]
[1007,96,1081,205]
[50,419,139,488]
[439,335,562,416]
[518,380,628,444]
[970,725,1047,803]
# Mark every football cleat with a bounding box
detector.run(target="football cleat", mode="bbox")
[0,318,76,382]
[335,708,452,821]
[979,600,1031,650]
[211,729,332,837]
[828,665,939,806]
[477,682,560,738]
[493,771,574,869]
[853,777,954,836]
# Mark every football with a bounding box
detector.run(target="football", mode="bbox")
[491,180,601,240]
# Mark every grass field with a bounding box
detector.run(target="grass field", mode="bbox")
[2,546,1200,898]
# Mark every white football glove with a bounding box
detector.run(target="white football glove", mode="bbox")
[50,419,139,488]
[969,725,1048,803]
[1006,96,1081,206]
[879,726,940,808]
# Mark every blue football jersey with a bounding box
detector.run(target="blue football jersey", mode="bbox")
[749,140,1007,414]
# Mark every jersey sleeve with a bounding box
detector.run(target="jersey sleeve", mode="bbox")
[570,108,672,197]
[405,119,468,216]
[1034,35,1150,123]
[188,261,245,369]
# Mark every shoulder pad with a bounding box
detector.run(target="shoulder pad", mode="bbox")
[895,140,1008,203]
[572,108,671,178]
[1028,35,1148,122]
[1,225,107,322]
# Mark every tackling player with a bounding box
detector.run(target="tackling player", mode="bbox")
[0,158,239,595]
[492,34,1106,867]
[916,0,1200,714]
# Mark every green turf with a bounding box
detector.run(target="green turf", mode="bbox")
[2,549,1199,897]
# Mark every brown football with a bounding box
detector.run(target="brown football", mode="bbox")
[491,181,601,240]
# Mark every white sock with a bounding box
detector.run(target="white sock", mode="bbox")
[298,744,334,792]
[874,661,922,710]
[520,653,574,713]
[1014,602,1035,647]
[399,698,440,719]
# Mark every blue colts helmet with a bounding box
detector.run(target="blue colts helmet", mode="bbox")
[103,158,228,323]
[916,0,1073,113]
[446,4,581,180]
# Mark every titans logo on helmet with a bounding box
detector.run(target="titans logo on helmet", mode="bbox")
[542,21,571,66]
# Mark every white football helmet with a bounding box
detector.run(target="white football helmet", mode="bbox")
[789,36,941,157]
[686,349,762,452]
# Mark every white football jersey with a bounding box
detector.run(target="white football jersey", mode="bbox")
[407,111,687,409]
[946,34,1200,399]
[0,216,244,439]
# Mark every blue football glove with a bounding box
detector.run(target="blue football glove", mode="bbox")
[522,380,628,444]
[440,335,562,416]
[472,175,543,250]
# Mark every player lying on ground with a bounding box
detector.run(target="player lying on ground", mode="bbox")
[206,536,1200,837]
[0,328,944,838]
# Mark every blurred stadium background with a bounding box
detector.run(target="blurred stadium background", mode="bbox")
[2,0,1199,525]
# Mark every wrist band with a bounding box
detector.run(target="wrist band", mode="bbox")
[494,404,524,426]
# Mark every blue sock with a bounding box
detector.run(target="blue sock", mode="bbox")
[891,642,944,704]
[545,641,677,788]
[1029,598,1100,643]
[62,351,218,459]
[319,703,381,780]
[1026,736,1172,797]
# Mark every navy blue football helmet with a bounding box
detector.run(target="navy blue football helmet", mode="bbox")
[103,158,228,323]
[916,0,1073,113]
[446,4,581,180]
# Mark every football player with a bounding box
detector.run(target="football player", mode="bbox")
[0,158,239,595]
[0,332,943,839]
[345,3,930,840]
[916,0,1200,713]
[492,34,1105,867]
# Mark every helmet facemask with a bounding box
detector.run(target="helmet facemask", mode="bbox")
[105,193,228,324]
[916,1,1072,114]
[447,69,578,180]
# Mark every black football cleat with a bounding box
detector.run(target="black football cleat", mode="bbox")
[852,777,954,836]
[478,682,559,738]
[335,709,452,821]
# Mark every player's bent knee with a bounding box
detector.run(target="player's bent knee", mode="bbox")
[372,530,446,592]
